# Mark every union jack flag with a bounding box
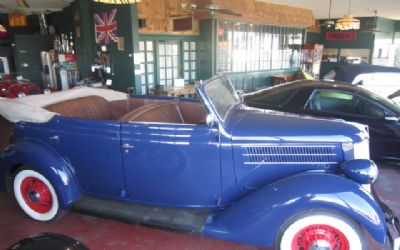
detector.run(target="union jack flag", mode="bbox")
[94,9,118,44]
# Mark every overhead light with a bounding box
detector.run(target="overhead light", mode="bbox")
[335,15,360,30]
[335,0,360,30]
[93,0,141,4]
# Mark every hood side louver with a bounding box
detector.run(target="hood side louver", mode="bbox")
[244,145,338,165]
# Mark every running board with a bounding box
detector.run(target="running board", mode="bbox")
[71,196,209,234]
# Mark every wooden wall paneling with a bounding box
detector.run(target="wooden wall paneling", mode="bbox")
[137,0,314,34]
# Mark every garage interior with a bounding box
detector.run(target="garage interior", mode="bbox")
[0,0,400,249]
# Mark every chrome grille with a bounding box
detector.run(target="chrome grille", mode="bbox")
[244,145,338,165]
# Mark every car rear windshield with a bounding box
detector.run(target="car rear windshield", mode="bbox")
[245,84,300,107]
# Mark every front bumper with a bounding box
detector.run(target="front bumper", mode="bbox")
[373,187,400,250]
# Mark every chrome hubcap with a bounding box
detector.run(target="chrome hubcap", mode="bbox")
[28,190,40,203]
[309,240,331,250]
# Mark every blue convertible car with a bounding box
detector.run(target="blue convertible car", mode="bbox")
[0,76,399,250]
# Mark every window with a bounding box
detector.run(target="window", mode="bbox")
[308,90,385,119]
[139,39,198,94]
[158,41,180,87]
[139,41,155,94]
[244,84,300,107]
[183,41,197,82]
[217,20,303,73]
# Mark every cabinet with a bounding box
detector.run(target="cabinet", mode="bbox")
[300,44,324,79]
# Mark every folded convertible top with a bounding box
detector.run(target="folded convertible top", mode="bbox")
[0,87,127,123]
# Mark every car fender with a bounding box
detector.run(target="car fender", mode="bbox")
[0,140,81,208]
[203,172,386,247]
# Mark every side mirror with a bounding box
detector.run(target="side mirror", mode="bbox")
[206,113,216,127]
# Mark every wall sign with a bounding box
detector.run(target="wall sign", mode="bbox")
[326,32,356,41]
[94,9,118,44]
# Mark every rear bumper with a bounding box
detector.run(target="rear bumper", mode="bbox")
[373,187,400,250]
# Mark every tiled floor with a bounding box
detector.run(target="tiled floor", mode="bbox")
[0,164,398,250]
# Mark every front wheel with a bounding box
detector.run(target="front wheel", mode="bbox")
[275,209,366,250]
[13,169,61,221]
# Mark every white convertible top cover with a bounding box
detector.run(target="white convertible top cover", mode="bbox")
[0,87,127,123]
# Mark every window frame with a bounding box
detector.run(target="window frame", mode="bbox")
[305,89,389,120]
[216,20,304,74]
[138,38,199,94]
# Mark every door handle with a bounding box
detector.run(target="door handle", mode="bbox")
[122,143,134,149]
[49,135,60,140]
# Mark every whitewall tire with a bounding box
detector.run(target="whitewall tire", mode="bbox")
[276,209,365,250]
[13,169,60,222]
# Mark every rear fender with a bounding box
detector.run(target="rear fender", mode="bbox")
[204,173,386,247]
[0,140,81,208]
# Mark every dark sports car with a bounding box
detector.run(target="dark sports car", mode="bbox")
[244,80,400,164]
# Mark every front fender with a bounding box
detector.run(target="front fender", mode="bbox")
[204,173,386,247]
[0,140,81,208]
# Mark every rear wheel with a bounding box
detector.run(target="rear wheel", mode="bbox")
[275,209,365,250]
[13,169,61,221]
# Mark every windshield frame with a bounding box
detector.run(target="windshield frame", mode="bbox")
[198,76,240,122]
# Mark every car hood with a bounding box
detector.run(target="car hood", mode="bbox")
[229,107,367,144]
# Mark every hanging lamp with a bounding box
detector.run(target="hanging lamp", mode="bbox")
[335,0,360,30]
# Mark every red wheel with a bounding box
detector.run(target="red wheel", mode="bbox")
[13,169,60,221]
[20,176,53,214]
[276,209,365,250]
[291,224,349,250]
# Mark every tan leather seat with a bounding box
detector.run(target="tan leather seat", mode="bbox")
[178,102,206,124]
[118,102,184,124]
[45,96,113,120]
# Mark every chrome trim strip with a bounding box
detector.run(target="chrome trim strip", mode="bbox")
[244,162,338,165]
[240,144,336,148]
[243,153,336,156]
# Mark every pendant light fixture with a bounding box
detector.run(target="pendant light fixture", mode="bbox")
[335,0,360,30]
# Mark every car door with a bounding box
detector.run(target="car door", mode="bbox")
[49,117,125,199]
[120,122,221,207]
[304,89,398,161]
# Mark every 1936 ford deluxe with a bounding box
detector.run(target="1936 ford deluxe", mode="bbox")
[0,76,399,250]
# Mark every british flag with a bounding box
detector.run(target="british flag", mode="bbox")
[94,9,118,44]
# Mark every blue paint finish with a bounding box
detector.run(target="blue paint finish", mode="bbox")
[342,159,378,184]
[121,122,222,207]
[204,173,387,246]
[0,140,81,208]
[47,117,125,199]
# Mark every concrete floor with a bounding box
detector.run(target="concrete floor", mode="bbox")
[0,164,399,250]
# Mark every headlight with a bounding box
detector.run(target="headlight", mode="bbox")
[341,159,378,184]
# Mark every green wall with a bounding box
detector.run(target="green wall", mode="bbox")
[198,19,216,81]
[89,2,139,92]
[49,0,140,93]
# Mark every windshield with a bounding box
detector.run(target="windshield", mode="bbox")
[204,78,240,120]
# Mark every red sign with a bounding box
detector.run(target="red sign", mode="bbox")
[326,32,356,41]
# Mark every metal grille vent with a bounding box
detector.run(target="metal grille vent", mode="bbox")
[244,145,338,165]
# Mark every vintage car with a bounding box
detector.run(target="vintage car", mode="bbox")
[0,76,399,250]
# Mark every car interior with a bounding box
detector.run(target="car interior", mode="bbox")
[43,95,207,125]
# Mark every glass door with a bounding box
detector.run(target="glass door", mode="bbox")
[158,41,180,87]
